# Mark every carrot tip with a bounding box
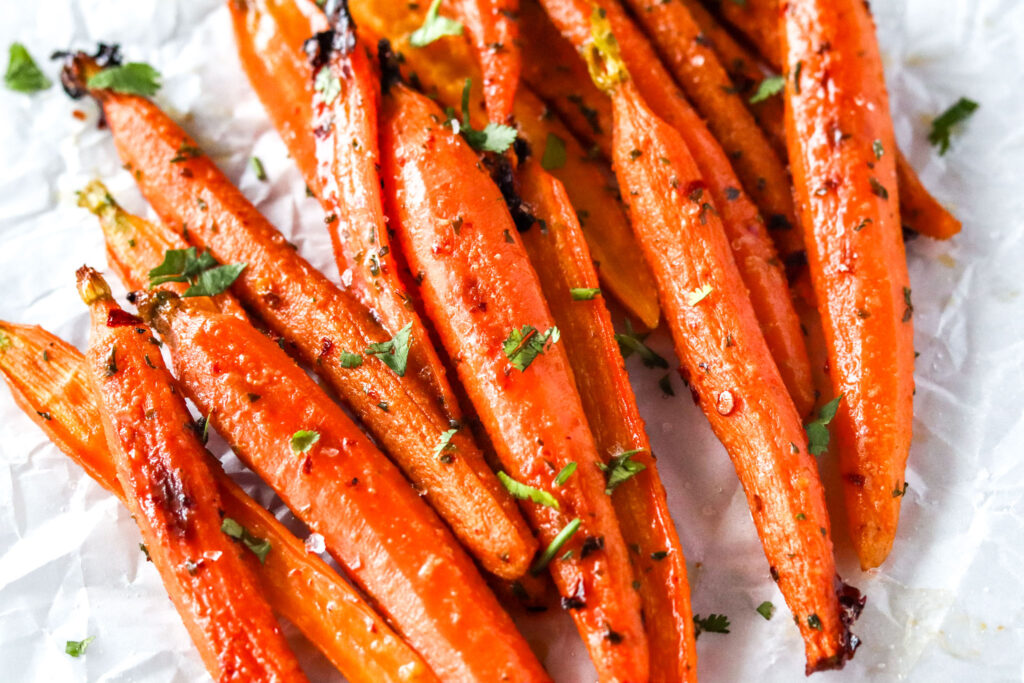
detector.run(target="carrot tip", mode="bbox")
[133,288,179,333]
[76,266,112,305]
[77,179,117,217]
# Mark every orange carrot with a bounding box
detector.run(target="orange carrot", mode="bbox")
[517,158,697,682]
[711,0,783,68]
[537,0,815,415]
[380,67,648,682]
[76,268,307,681]
[582,11,862,671]
[351,0,662,330]
[896,149,962,239]
[0,320,439,683]
[61,50,536,580]
[447,0,522,123]
[782,0,915,571]
[136,290,549,683]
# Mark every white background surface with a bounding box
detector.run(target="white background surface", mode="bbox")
[1,1,1022,681]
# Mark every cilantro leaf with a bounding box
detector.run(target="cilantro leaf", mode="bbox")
[749,75,784,103]
[570,287,601,301]
[86,62,161,96]
[410,0,464,47]
[184,262,246,297]
[149,247,245,297]
[756,601,775,620]
[554,462,577,486]
[615,319,668,368]
[600,449,647,495]
[531,517,581,574]
[5,43,51,93]
[541,132,568,170]
[449,79,518,153]
[693,613,730,638]
[291,429,320,454]
[221,517,271,563]
[365,322,413,376]
[805,394,843,455]
[503,324,560,371]
[65,636,95,657]
[498,471,559,509]
[928,97,979,155]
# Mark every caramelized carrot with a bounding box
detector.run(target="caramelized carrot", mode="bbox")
[137,291,549,683]
[896,149,962,239]
[351,0,661,330]
[76,268,307,681]
[712,0,784,68]
[583,13,861,671]
[61,51,536,580]
[449,0,522,123]
[0,320,438,683]
[782,0,915,570]
[537,0,815,415]
[517,159,697,682]
[380,72,648,682]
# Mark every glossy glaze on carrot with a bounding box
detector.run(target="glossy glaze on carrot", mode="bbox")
[517,159,697,682]
[0,320,439,683]
[138,292,550,683]
[62,51,536,580]
[782,0,915,571]
[450,0,522,123]
[381,79,648,683]
[76,269,307,682]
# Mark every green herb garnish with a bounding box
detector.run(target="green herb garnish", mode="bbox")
[756,601,775,620]
[694,613,730,637]
[149,247,246,298]
[541,132,567,170]
[447,79,518,153]
[928,97,979,155]
[531,518,581,574]
[65,636,95,657]
[291,429,320,454]
[4,43,51,93]
[365,322,413,377]
[615,319,668,368]
[503,324,560,371]
[805,394,842,455]
[570,287,601,301]
[498,471,559,509]
[409,0,464,47]
[221,517,271,563]
[554,462,577,486]
[749,75,784,103]
[86,62,161,96]
[600,448,647,494]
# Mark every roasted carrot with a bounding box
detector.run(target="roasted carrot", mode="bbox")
[380,68,648,682]
[517,158,697,682]
[352,0,661,330]
[447,0,522,123]
[782,0,915,571]
[537,0,815,415]
[76,268,307,681]
[709,0,783,68]
[0,320,439,683]
[583,12,862,671]
[896,149,962,239]
[136,290,549,683]
[61,50,536,580]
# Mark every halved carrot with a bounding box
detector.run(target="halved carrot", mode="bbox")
[76,268,307,681]
[380,74,648,683]
[0,320,438,683]
[517,158,697,682]
[61,50,536,580]
[448,0,522,123]
[351,0,661,330]
[782,0,915,571]
[582,11,861,671]
[537,0,815,415]
[136,290,549,683]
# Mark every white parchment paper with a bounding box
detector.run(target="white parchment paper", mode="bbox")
[1,1,1022,681]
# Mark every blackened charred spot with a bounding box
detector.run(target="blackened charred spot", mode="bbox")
[54,43,122,99]
[579,535,605,560]
[844,472,866,487]
[807,577,865,673]
[487,155,536,232]
[151,461,194,535]
[377,39,404,95]
[560,580,586,610]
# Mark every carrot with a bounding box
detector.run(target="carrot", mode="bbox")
[61,50,536,580]
[379,69,648,683]
[537,0,815,415]
[75,268,307,681]
[136,290,549,683]
[447,0,522,123]
[896,148,962,240]
[782,0,915,571]
[517,158,697,682]
[0,320,439,683]
[582,11,862,671]
[351,0,661,330]
[710,0,783,68]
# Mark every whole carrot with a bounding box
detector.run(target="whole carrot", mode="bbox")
[380,64,648,682]
[782,0,915,571]
[584,12,862,671]
[61,50,536,580]
[446,0,522,123]
[137,290,550,683]
[517,158,697,682]
[76,268,307,682]
[0,320,439,683]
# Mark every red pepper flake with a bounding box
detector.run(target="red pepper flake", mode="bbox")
[72,109,86,121]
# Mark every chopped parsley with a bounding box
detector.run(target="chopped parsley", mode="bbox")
[807,613,823,630]
[498,471,559,509]
[65,636,95,657]
[221,517,271,563]
[615,319,668,368]
[409,0,464,48]
[554,462,577,486]
[447,79,517,153]
[148,247,246,298]
[805,394,842,455]
[749,75,784,103]
[893,482,909,498]
[541,132,568,170]
[600,449,646,495]
[503,324,560,371]
[693,613,730,637]
[756,601,775,620]
[531,517,581,574]
[86,62,161,96]
[365,322,413,376]
[290,429,320,454]
[434,427,458,458]
[928,97,979,155]
[570,287,601,301]
[338,350,363,368]
[251,156,267,181]
[4,43,51,93]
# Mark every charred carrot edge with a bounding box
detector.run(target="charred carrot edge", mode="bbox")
[518,159,697,682]
[75,269,307,681]
[380,75,648,683]
[782,0,915,572]
[537,0,815,414]
[61,50,536,580]
[581,10,862,671]
[0,320,438,683]
[136,291,549,683]
[451,0,522,123]
[352,1,662,330]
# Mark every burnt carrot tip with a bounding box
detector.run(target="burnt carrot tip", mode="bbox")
[75,266,112,305]
[55,45,117,100]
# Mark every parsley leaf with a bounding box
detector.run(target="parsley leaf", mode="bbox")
[410,0,464,47]
[449,79,518,153]
[570,287,601,300]
[531,517,581,574]
[928,97,979,155]
[805,394,842,455]
[693,613,730,638]
[86,62,161,96]
[498,471,559,509]
[338,350,363,368]
[756,601,775,620]
[221,517,271,563]
[600,449,647,494]
[186,263,247,297]
[541,132,568,170]
[65,636,95,657]
[365,322,413,376]
[615,319,668,368]
[251,156,267,181]
[554,462,577,486]
[503,324,560,371]
[4,43,51,93]
[434,428,458,458]
[749,75,784,103]
[291,429,320,454]
[149,247,245,298]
